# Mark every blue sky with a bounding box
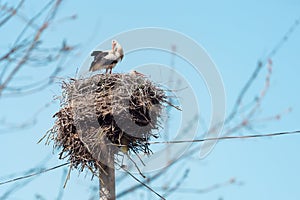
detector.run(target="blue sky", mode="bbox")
[1,0,300,199]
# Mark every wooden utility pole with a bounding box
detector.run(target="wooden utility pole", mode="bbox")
[99,147,115,200]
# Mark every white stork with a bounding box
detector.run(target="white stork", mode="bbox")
[89,40,124,74]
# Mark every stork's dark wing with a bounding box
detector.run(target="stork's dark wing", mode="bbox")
[91,51,108,57]
[90,51,109,68]
[99,58,118,66]
[119,54,124,61]
[89,50,118,71]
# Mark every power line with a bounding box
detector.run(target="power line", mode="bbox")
[147,130,300,144]
[0,162,69,186]
[117,163,166,200]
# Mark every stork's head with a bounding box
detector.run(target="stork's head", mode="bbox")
[112,40,118,50]
[112,40,124,57]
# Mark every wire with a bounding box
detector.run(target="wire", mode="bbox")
[0,162,69,186]
[147,130,300,144]
[117,163,166,200]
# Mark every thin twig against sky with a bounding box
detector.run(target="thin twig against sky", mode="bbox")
[225,17,300,124]
[0,0,76,96]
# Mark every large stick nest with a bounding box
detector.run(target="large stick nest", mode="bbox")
[45,73,171,173]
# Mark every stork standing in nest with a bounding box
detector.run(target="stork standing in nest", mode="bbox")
[89,40,124,74]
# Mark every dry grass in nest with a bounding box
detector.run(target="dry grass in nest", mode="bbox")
[42,73,175,175]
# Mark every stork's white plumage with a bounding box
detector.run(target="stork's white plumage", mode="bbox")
[89,40,124,74]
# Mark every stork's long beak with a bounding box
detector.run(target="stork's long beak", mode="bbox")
[112,43,116,50]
